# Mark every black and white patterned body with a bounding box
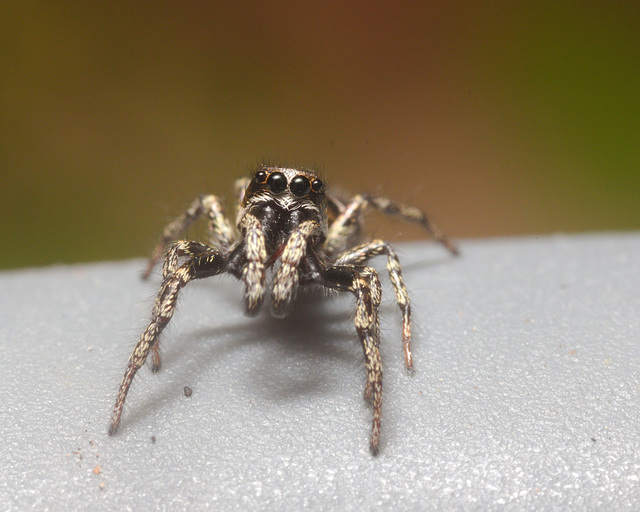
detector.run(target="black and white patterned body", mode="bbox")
[108,165,457,455]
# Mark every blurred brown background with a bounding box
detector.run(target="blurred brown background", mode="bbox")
[1,2,638,269]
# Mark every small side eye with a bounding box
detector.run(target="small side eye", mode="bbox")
[266,172,287,193]
[255,170,267,183]
[311,179,324,193]
[290,176,311,197]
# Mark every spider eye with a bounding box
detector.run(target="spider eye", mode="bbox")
[255,170,267,183]
[290,175,311,197]
[311,179,324,193]
[266,172,287,193]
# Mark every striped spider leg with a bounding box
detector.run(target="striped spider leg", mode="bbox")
[324,193,459,372]
[142,194,236,280]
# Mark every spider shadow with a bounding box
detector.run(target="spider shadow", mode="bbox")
[121,290,363,432]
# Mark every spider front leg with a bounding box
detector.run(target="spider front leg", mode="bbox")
[324,265,383,455]
[335,239,415,373]
[143,194,235,279]
[109,242,225,435]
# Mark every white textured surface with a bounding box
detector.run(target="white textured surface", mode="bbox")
[0,233,639,510]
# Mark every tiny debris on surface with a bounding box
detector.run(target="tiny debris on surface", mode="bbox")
[93,465,102,475]
[184,386,193,397]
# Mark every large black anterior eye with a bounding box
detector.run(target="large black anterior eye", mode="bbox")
[266,172,287,193]
[290,175,311,197]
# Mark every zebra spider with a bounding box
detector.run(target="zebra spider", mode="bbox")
[108,165,457,455]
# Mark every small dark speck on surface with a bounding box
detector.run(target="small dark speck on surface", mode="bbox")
[184,386,193,397]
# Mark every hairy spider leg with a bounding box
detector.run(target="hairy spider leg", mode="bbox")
[143,194,235,279]
[109,243,225,435]
[334,239,415,372]
[270,220,323,318]
[234,177,251,212]
[324,193,459,260]
[324,265,383,455]
[145,241,221,371]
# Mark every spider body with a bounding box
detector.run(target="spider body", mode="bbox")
[108,165,457,455]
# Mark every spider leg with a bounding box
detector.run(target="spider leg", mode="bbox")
[108,243,225,435]
[324,193,458,259]
[335,239,415,373]
[146,240,220,371]
[324,265,383,455]
[143,195,235,279]
[234,177,251,211]
[270,220,322,318]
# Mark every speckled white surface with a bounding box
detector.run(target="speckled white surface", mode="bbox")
[0,233,638,510]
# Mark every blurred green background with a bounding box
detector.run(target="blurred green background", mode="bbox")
[1,2,638,269]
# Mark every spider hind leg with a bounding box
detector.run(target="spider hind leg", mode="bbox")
[324,192,458,259]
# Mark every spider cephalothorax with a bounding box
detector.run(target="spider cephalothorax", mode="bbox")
[108,164,457,455]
